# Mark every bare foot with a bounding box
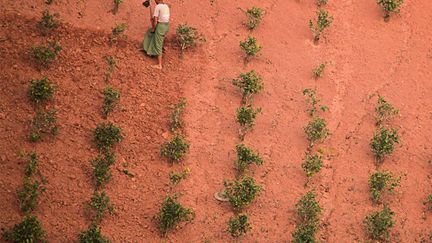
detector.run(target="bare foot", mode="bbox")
[150,64,162,70]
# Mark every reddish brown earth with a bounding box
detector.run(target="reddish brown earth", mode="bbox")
[1,0,432,242]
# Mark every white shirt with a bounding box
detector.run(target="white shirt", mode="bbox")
[154,4,170,23]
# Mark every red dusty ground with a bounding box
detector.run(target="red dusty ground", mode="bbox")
[1,0,432,242]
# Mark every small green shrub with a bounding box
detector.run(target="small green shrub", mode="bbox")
[92,152,116,188]
[104,56,117,82]
[112,0,123,14]
[170,98,187,132]
[364,205,395,241]
[240,36,262,60]
[377,0,404,21]
[370,127,399,163]
[109,23,127,45]
[312,63,326,79]
[38,10,60,35]
[224,176,261,211]
[94,123,123,151]
[87,191,115,224]
[3,215,46,243]
[176,24,204,51]
[235,144,263,174]
[292,222,318,243]
[78,224,110,243]
[157,195,195,234]
[17,179,45,214]
[244,7,263,30]
[303,88,328,117]
[424,194,432,211]
[102,87,120,118]
[304,117,329,147]
[169,168,190,185]
[375,96,399,126]
[227,214,251,238]
[30,41,62,69]
[309,9,333,42]
[25,152,39,177]
[160,134,190,162]
[302,153,323,178]
[237,105,261,140]
[295,191,322,223]
[369,171,400,203]
[29,110,58,142]
[28,77,54,104]
[232,70,263,103]
[316,0,328,6]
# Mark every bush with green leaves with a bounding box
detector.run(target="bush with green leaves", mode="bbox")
[377,0,404,21]
[304,117,329,147]
[17,179,45,214]
[92,152,116,188]
[235,144,263,174]
[364,205,395,241]
[375,96,399,126]
[25,153,39,177]
[28,77,55,104]
[224,176,261,211]
[369,171,400,204]
[227,214,251,238]
[160,134,190,162]
[309,9,333,42]
[109,23,127,45]
[303,88,328,117]
[236,105,261,140]
[240,36,262,60]
[112,0,123,14]
[38,10,60,35]
[312,63,326,79]
[157,195,195,235]
[29,110,58,142]
[94,122,123,151]
[176,24,204,51]
[104,56,117,82]
[295,191,322,223]
[170,98,186,132]
[30,41,62,69]
[3,215,46,243]
[78,224,110,243]
[102,87,120,118]
[316,0,328,6]
[292,221,319,243]
[244,7,263,30]
[370,127,399,163]
[169,168,190,186]
[424,194,432,211]
[302,153,323,178]
[232,70,263,103]
[86,191,115,224]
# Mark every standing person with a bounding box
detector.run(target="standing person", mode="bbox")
[143,0,170,70]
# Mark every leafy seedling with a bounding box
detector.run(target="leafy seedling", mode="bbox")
[302,153,323,179]
[224,176,261,212]
[227,214,251,238]
[157,195,195,235]
[169,168,190,186]
[170,98,187,132]
[312,63,326,79]
[109,23,127,46]
[364,205,395,242]
[309,9,333,43]
[235,144,263,174]
[424,195,432,212]
[370,127,399,164]
[112,0,123,14]
[375,96,399,126]
[240,36,262,61]
[104,56,117,82]
[236,105,261,140]
[377,0,404,21]
[369,171,400,204]
[160,134,190,162]
[38,10,60,35]
[78,224,110,243]
[244,7,263,30]
[25,152,39,177]
[29,110,58,142]
[292,222,319,243]
[303,88,328,117]
[94,122,123,152]
[232,70,263,104]
[92,152,116,188]
[30,41,62,69]
[295,191,322,223]
[102,87,120,118]
[28,77,55,104]
[3,215,46,243]
[17,179,45,214]
[176,24,204,52]
[304,117,329,148]
[86,191,115,224]
[316,0,328,6]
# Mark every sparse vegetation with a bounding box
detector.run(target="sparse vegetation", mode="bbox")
[86,191,115,224]
[304,117,329,147]
[94,122,123,152]
[292,222,319,243]
[368,171,400,204]
[28,77,55,104]
[244,7,263,30]
[232,70,263,104]
[169,98,187,132]
[109,23,127,45]
[370,127,399,163]
[424,194,432,211]
[176,24,204,51]
[29,110,58,142]
[160,134,190,162]
[224,176,261,211]
[302,153,323,178]
[240,36,262,61]
[104,56,117,82]
[303,88,328,117]
[312,63,326,79]
[316,0,328,6]
[227,214,251,238]
[30,41,62,69]
[25,153,39,177]
[377,0,404,21]
[236,105,261,140]
[375,96,399,126]
[112,0,123,14]
[79,224,110,243]
[92,152,116,188]
[157,195,195,235]
[17,179,45,214]
[292,191,321,243]
[309,9,333,42]
[169,168,190,185]
[364,205,395,241]
[3,215,46,243]
[235,144,263,174]
[38,10,60,35]
[102,87,120,118]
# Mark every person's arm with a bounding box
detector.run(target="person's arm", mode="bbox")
[151,4,159,32]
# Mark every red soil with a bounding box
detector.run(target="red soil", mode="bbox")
[1,0,432,242]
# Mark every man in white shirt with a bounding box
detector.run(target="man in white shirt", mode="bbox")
[143,0,170,70]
